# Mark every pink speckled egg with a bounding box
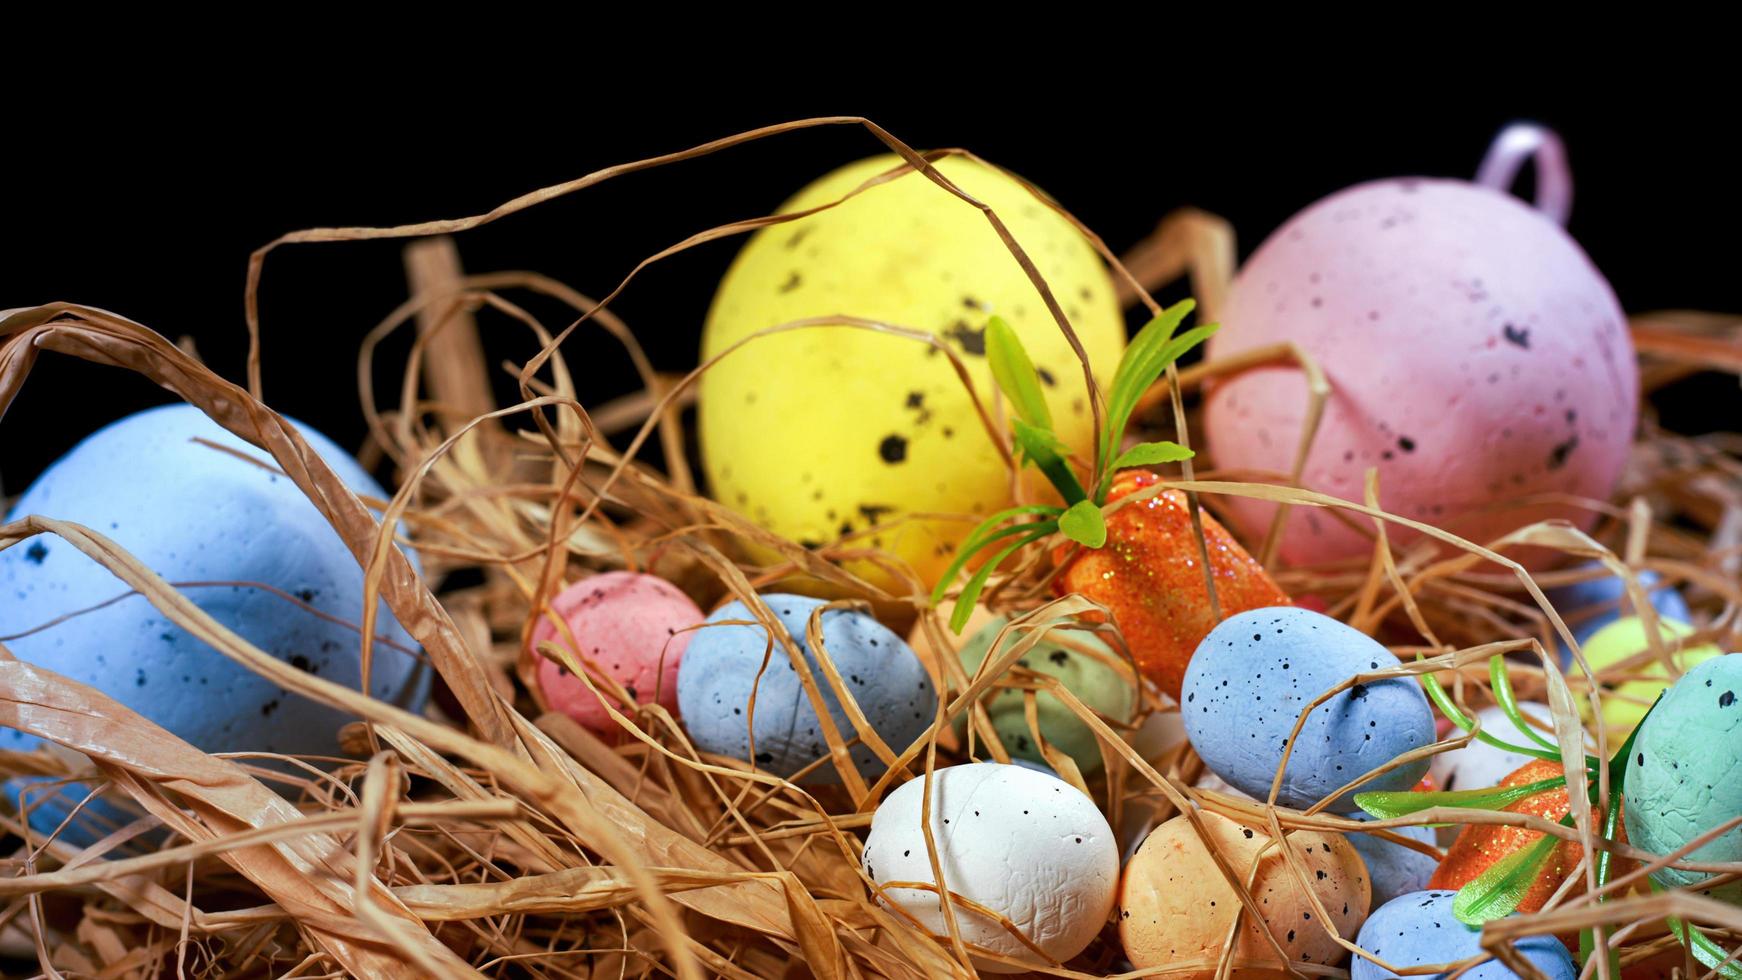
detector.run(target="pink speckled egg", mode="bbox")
[1204,173,1636,567]
[531,571,703,734]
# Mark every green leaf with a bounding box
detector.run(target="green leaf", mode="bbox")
[1419,656,1567,764]
[928,508,1063,608]
[1667,912,1742,979]
[1099,317,1220,491]
[1453,828,1563,924]
[1110,441,1195,471]
[1354,776,1568,820]
[949,525,1057,632]
[1100,300,1193,477]
[1058,499,1107,549]
[986,316,1052,430]
[1012,419,1088,505]
[1490,654,1561,753]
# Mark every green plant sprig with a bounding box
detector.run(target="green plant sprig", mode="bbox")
[929,302,1217,632]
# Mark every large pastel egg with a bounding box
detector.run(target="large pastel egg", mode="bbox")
[699,154,1126,587]
[1350,816,1439,907]
[676,594,936,779]
[952,615,1136,774]
[1352,890,1576,980]
[1581,616,1722,734]
[0,406,429,833]
[862,762,1117,972]
[1182,607,1433,811]
[1427,702,1557,793]
[530,571,703,735]
[1118,810,1370,976]
[1204,177,1636,567]
[1624,653,1742,902]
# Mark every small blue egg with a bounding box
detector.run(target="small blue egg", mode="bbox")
[1546,562,1688,660]
[1,405,429,840]
[676,594,936,780]
[1349,815,1439,906]
[1182,607,1432,812]
[1352,890,1576,980]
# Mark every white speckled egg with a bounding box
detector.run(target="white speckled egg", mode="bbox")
[862,762,1117,972]
[1204,177,1636,567]
[1427,703,1557,794]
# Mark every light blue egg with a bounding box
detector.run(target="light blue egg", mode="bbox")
[676,594,936,780]
[1624,653,1742,902]
[1352,890,1575,980]
[1182,607,1432,812]
[1547,562,1689,662]
[1,405,429,840]
[1349,815,1439,906]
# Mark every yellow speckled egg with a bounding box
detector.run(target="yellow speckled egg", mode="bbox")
[1580,615,1723,735]
[1119,811,1370,978]
[700,155,1125,588]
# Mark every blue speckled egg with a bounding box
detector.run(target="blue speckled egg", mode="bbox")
[1546,562,1689,661]
[1624,653,1742,902]
[676,594,936,780]
[1182,607,1433,812]
[0,405,429,781]
[1352,890,1576,980]
[1350,815,1439,906]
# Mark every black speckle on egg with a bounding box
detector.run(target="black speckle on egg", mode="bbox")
[1721,691,1736,708]
[24,541,49,565]
[1502,324,1531,349]
[942,320,986,355]
[1548,435,1580,470]
[878,435,908,464]
[755,752,773,764]
[778,271,802,293]
[1397,436,1415,453]
[1037,367,1056,387]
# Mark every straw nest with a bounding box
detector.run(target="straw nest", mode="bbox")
[2,117,1740,979]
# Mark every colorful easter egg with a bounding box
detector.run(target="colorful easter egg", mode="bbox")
[1546,562,1689,651]
[1352,890,1576,980]
[1428,703,1558,794]
[0,405,429,838]
[675,594,936,780]
[1624,654,1742,902]
[700,154,1125,587]
[530,571,703,734]
[1119,810,1370,976]
[1581,616,1722,734]
[1428,759,1606,913]
[1350,816,1440,907]
[1182,607,1433,811]
[1055,471,1292,699]
[952,615,1136,774]
[1204,159,1636,568]
[862,762,1117,972]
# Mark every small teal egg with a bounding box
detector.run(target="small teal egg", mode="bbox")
[1182,607,1433,812]
[1352,890,1575,980]
[1624,653,1742,901]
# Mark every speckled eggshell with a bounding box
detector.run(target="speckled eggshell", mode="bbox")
[531,572,703,734]
[1350,816,1439,907]
[861,762,1117,972]
[1546,562,1689,651]
[1581,616,1722,734]
[1352,890,1575,980]
[700,155,1126,588]
[676,594,936,780]
[1624,653,1742,901]
[1118,810,1369,977]
[0,406,429,837]
[1427,703,1557,794]
[1204,179,1636,568]
[1182,607,1433,812]
[952,615,1136,774]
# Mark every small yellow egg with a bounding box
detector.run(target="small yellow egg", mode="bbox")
[700,155,1125,588]
[1579,615,1722,734]
[1118,811,1369,978]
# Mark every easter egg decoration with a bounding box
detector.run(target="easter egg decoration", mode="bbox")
[0,405,429,836]
[933,302,1287,700]
[1350,816,1440,907]
[1118,810,1370,977]
[1580,615,1721,735]
[1625,654,1742,903]
[1427,759,1599,914]
[951,615,1136,775]
[1351,890,1577,980]
[1203,124,1637,567]
[675,594,935,780]
[529,571,703,735]
[861,762,1117,972]
[1181,607,1434,811]
[1427,702,1557,794]
[699,154,1125,588]
[1545,561,1690,650]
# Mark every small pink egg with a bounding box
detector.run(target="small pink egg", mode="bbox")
[1205,174,1636,567]
[531,571,703,734]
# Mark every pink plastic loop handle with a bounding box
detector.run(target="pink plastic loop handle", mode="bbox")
[1476,123,1573,226]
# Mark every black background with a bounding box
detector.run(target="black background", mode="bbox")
[5,81,1738,496]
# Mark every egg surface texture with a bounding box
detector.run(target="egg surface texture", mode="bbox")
[1118,810,1369,976]
[1183,607,1433,811]
[1546,562,1689,651]
[1582,616,1721,734]
[1427,702,1556,793]
[1350,815,1439,907]
[676,594,935,779]
[531,571,703,734]
[1351,890,1576,980]
[861,762,1117,972]
[700,154,1125,587]
[0,405,429,764]
[953,615,1135,774]
[1624,653,1742,901]
[1204,179,1636,567]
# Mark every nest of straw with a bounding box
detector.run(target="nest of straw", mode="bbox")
[2,117,1741,979]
